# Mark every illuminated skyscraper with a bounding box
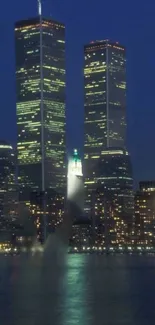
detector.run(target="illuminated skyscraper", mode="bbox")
[15,16,66,202]
[30,189,65,242]
[135,181,155,248]
[84,40,127,213]
[84,40,126,150]
[69,218,92,252]
[67,149,84,218]
[0,142,16,227]
[90,149,134,248]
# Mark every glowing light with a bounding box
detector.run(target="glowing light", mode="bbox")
[38,0,42,16]
[67,149,83,177]
[67,150,83,200]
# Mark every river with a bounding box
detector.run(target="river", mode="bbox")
[0,254,155,324]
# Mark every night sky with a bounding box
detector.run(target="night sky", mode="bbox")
[0,0,155,186]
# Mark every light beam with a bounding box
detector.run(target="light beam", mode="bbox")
[38,0,42,16]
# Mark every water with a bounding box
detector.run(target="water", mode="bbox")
[0,254,155,324]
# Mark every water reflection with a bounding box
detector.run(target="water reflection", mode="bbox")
[127,256,155,325]
[62,254,91,325]
[0,256,12,324]
[1,254,155,324]
[12,253,42,324]
[87,255,135,325]
[36,234,66,325]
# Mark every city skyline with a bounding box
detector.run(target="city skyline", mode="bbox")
[0,0,155,186]
[0,3,155,324]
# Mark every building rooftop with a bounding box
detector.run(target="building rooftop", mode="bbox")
[139,181,155,192]
[84,40,125,51]
[0,141,12,150]
[15,17,65,29]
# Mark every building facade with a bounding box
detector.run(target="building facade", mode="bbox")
[135,181,155,248]
[90,149,134,248]
[15,17,66,202]
[0,142,16,229]
[69,218,92,252]
[84,40,126,154]
[30,189,64,243]
[84,40,129,217]
[67,149,84,218]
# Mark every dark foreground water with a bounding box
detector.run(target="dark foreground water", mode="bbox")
[1,253,155,325]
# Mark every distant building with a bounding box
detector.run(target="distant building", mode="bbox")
[30,189,64,243]
[135,181,155,248]
[0,141,16,228]
[91,187,116,249]
[67,149,84,218]
[89,148,134,248]
[69,218,92,251]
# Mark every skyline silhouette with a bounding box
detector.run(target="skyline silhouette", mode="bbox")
[0,0,155,186]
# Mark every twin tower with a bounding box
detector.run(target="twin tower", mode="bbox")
[15,15,132,219]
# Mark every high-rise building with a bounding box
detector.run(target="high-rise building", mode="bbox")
[135,181,155,248]
[67,149,84,217]
[84,40,128,214]
[90,149,134,248]
[0,141,16,228]
[15,16,66,202]
[84,40,126,152]
[69,218,92,252]
[30,189,64,242]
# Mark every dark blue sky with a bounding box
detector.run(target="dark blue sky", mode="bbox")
[0,0,155,185]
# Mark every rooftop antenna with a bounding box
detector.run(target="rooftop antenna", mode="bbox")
[38,0,42,16]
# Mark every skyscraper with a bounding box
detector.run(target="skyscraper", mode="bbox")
[0,142,16,227]
[69,218,92,252]
[67,149,84,219]
[84,40,127,213]
[84,40,126,151]
[90,149,134,248]
[15,16,66,202]
[135,181,155,249]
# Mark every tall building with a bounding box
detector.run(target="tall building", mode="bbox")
[84,40,126,152]
[30,189,65,242]
[135,181,155,248]
[15,16,66,202]
[90,149,134,248]
[69,218,92,252]
[67,149,84,218]
[84,40,128,214]
[0,142,16,228]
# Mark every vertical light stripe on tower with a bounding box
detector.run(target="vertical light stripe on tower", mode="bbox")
[38,0,42,16]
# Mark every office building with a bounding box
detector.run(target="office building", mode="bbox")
[84,40,129,214]
[0,142,16,229]
[69,218,92,252]
[67,149,84,218]
[15,16,66,202]
[30,189,64,242]
[90,148,134,248]
[135,181,155,248]
[84,40,126,152]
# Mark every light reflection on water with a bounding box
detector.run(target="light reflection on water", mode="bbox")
[62,254,90,325]
[1,254,155,324]
[88,255,135,325]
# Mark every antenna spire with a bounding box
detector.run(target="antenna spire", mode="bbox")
[38,0,42,16]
